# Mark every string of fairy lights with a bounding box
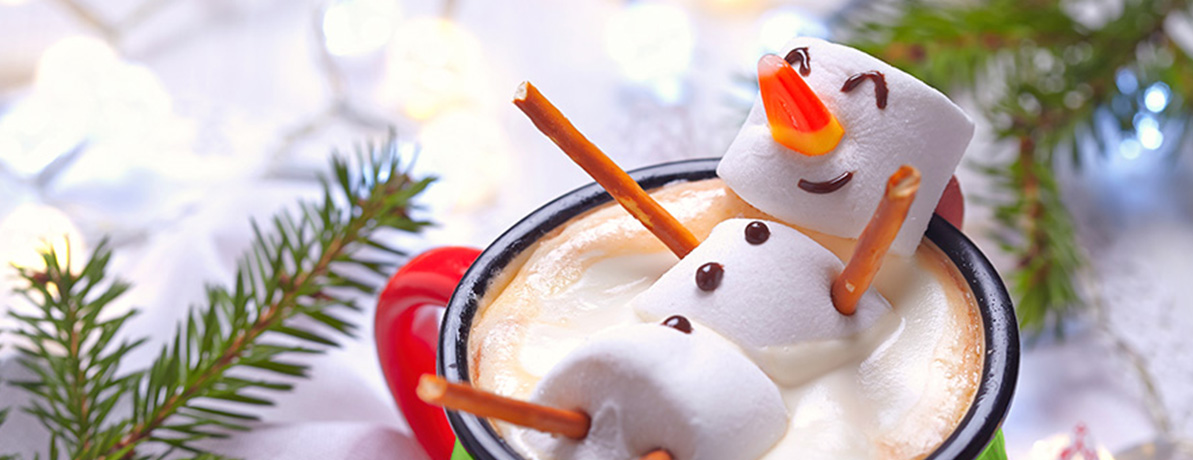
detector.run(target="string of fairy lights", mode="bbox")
[0,0,835,270]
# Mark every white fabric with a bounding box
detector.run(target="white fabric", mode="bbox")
[718,37,974,255]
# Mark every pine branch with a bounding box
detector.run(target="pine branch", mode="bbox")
[101,138,432,458]
[844,0,1192,334]
[7,134,432,459]
[987,137,1083,335]
[1,403,17,460]
[1,340,14,460]
[10,241,144,459]
[845,0,1080,91]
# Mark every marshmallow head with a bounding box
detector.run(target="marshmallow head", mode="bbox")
[525,322,787,460]
[718,37,974,255]
[632,219,892,384]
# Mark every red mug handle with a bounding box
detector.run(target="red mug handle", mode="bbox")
[376,246,482,460]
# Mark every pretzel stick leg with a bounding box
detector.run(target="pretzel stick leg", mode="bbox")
[417,374,590,440]
[832,165,921,315]
[513,82,700,258]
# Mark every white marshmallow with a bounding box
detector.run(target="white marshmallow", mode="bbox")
[522,323,787,460]
[632,219,892,385]
[718,37,974,255]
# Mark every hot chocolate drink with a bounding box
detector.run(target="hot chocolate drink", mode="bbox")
[407,35,1004,460]
[468,178,983,460]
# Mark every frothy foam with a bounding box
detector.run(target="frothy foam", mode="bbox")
[469,178,983,460]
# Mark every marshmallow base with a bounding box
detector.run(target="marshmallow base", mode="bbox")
[632,219,892,384]
[520,323,787,460]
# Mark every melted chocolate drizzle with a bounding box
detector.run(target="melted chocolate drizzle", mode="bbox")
[695,262,724,292]
[662,315,693,334]
[798,171,854,194]
[784,47,811,76]
[745,221,770,245]
[841,71,888,109]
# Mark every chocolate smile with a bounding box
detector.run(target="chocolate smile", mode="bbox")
[797,170,854,194]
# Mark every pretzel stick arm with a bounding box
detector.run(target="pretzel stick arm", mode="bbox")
[514,82,700,258]
[832,165,921,315]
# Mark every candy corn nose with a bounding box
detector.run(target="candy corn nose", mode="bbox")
[757,54,844,156]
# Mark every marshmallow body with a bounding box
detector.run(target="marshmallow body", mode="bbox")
[718,37,974,255]
[523,323,787,460]
[632,219,892,384]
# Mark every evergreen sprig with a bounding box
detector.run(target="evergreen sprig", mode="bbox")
[0,340,15,460]
[1,391,14,460]
[10,241,143,459]
[5,135,432,459]
[843,0,1192,334]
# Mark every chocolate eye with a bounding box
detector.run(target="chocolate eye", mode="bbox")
[841,71,889,109]
[696,262,724,292]
[745,221,770,245]
[784,47,811,76]
[662,315,693,334]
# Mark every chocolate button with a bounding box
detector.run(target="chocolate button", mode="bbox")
[745,221,770,245]
[662,315,692,334]
[696,262,724,292]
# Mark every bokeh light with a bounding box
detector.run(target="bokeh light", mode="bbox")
[756,7,828,53]
[649,78,687,105]
[1115,68,1138,94]
[605,2,695,83]
[417,109,511,211]
[384,17,486,121]
[1143,82,1170,112]
[701,0,759,8]
[322,0,400,57]
[1119,137,1142,160]
[0,36,174,178]
[1025,431,1116,460]
[0,203,85,273]
[1134,113,1163,150]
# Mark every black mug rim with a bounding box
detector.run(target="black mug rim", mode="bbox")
[438,158,1019,460]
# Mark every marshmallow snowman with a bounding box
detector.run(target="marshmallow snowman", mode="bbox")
[524,321,787,460]
[632,219,892,385]
[718,37,974,255]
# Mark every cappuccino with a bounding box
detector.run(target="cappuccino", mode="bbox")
[468,178,983,460]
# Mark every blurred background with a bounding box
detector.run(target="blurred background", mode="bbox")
[0,0,1191,458]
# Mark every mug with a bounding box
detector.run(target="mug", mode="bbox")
[375,158,1019,460]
